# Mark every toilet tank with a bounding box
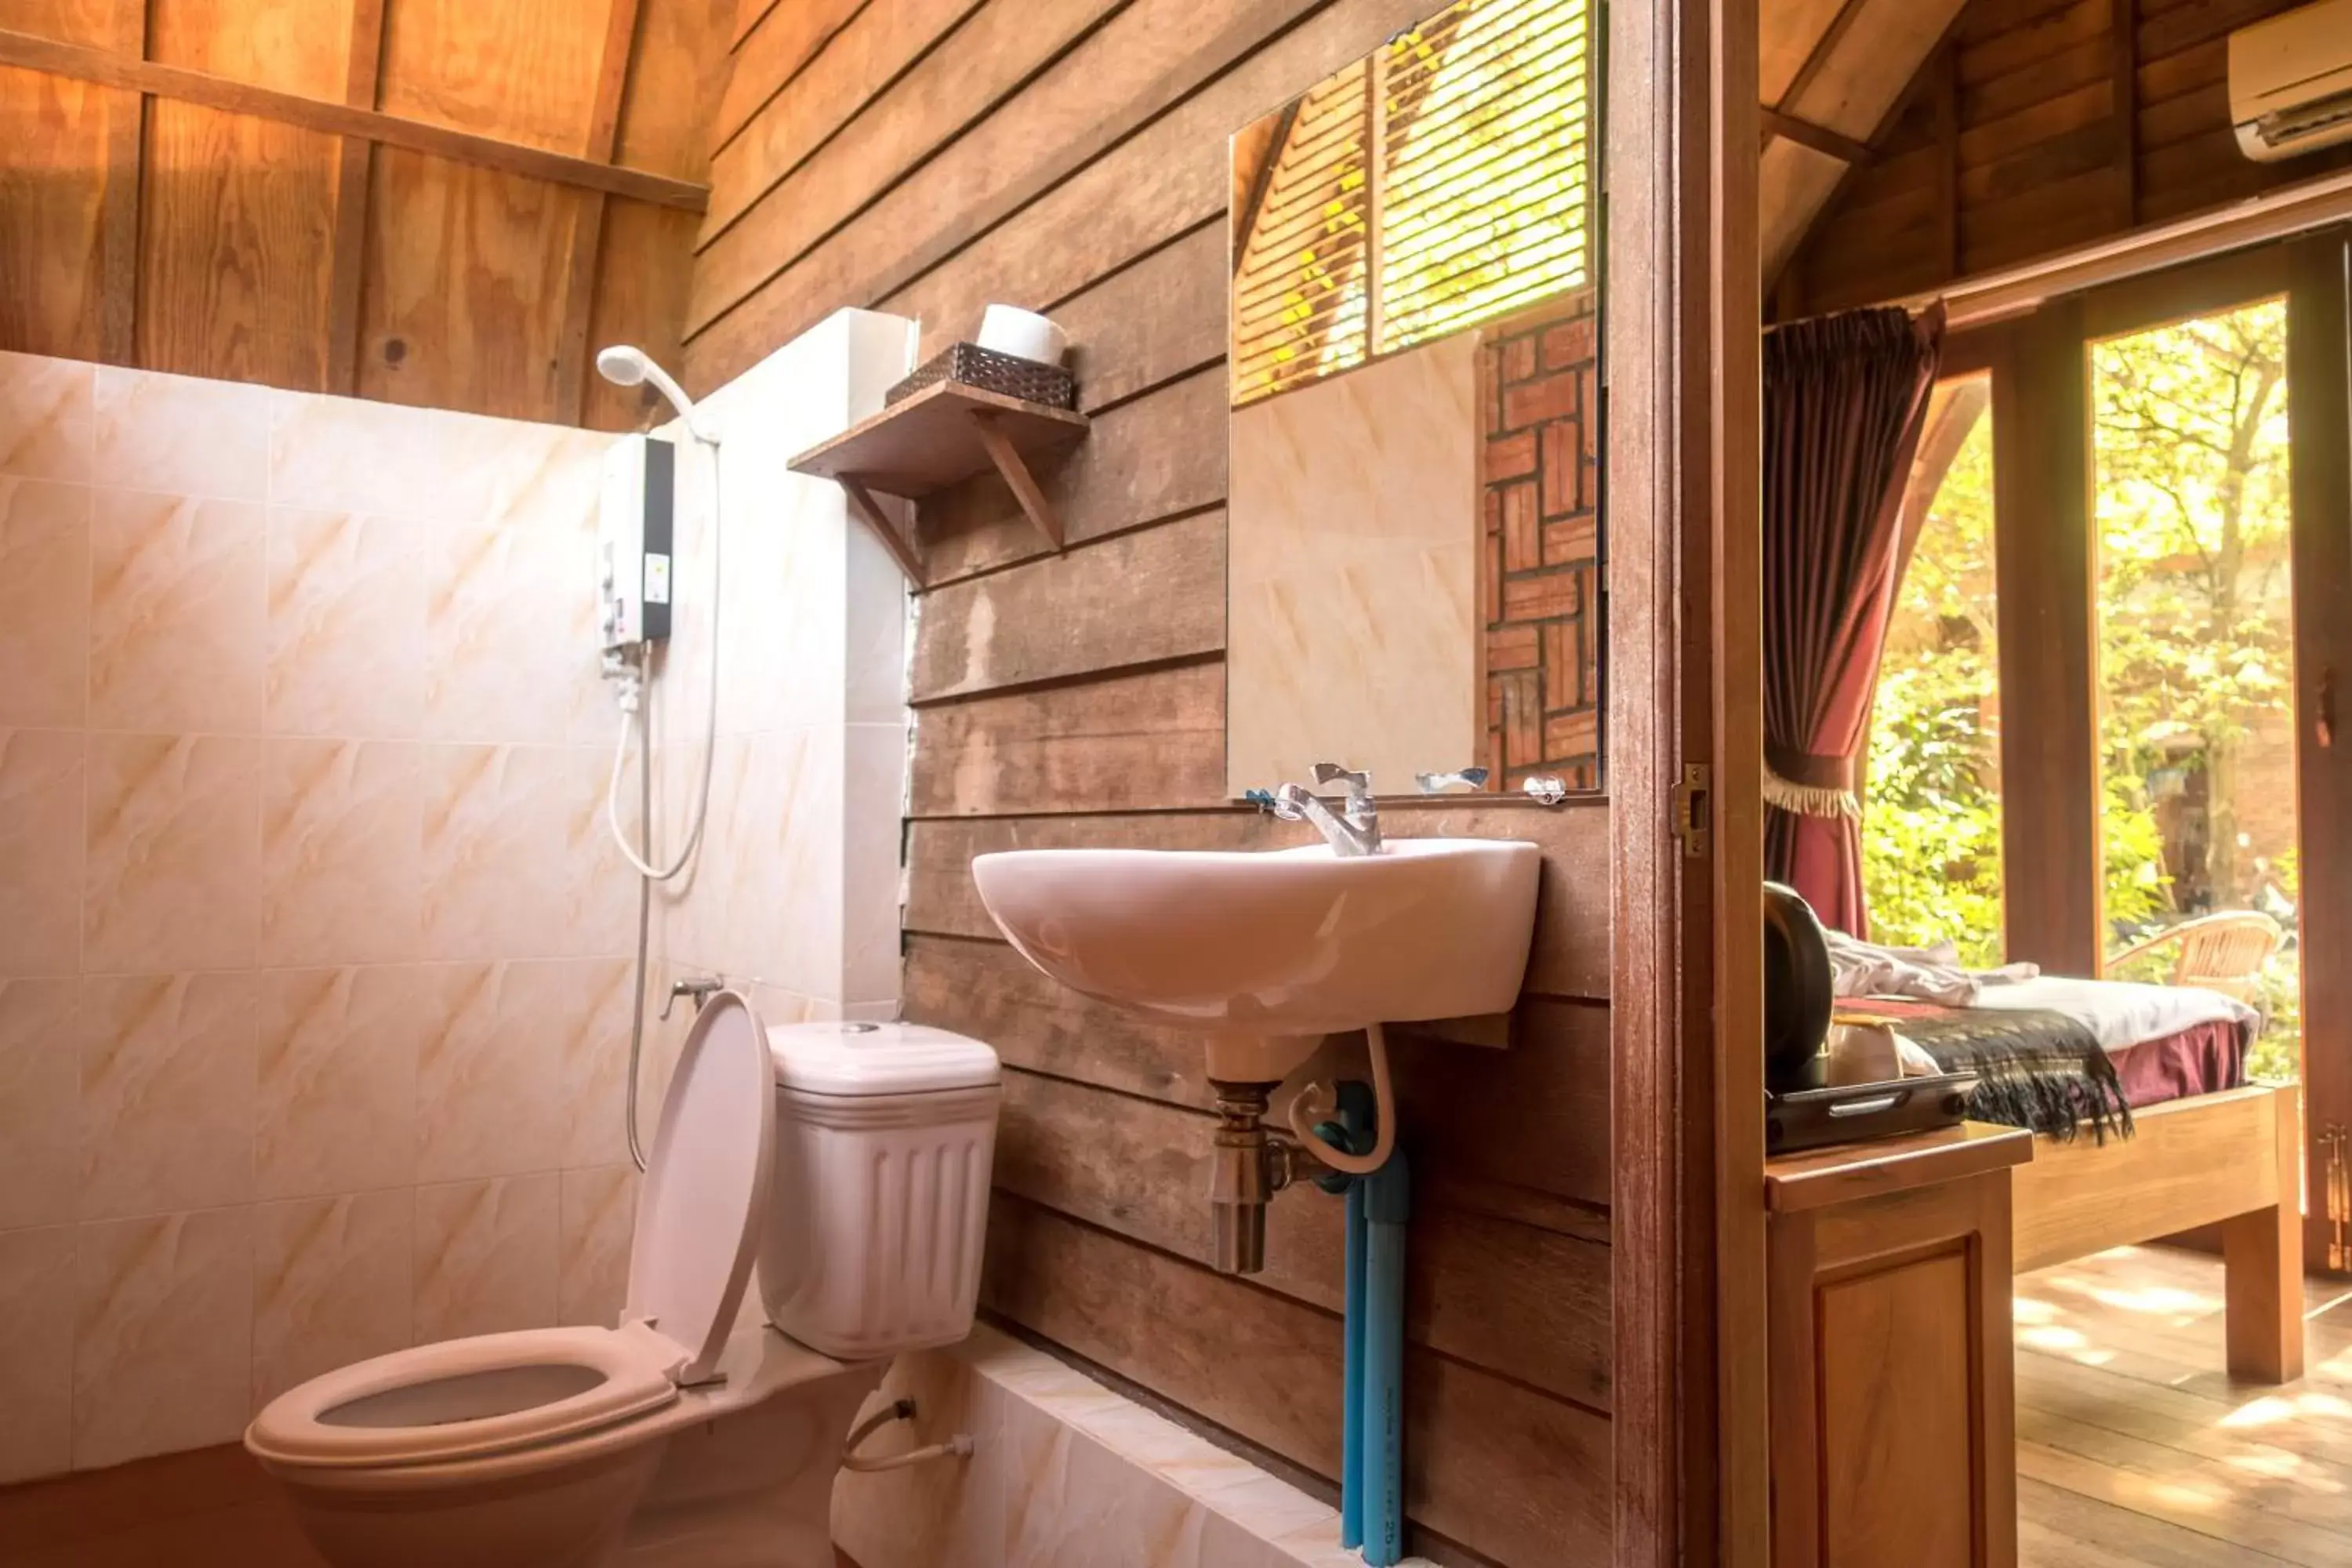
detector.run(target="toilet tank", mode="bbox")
[759,1021,1001,1360]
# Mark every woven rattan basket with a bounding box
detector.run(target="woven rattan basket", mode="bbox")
[885,342,1075,409]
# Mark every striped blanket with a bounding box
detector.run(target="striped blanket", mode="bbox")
[1837,997,2134,1143]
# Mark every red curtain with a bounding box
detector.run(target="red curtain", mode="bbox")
[1762,305,1944,936]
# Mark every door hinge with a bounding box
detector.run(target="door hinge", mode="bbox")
[2325,1123,2349,1273]
[1672,763,1711,860]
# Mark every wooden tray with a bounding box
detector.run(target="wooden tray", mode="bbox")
[1765,1071,1982,1156]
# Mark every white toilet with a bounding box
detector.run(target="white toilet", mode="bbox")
[245,996,1000,1568]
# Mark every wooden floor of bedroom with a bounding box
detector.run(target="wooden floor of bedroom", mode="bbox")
[2016,1245,2352,1566]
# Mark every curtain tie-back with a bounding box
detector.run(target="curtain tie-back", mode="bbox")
[1763,740,1857,820]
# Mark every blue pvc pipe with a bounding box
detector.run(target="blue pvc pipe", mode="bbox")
[1361,1150,1410,1567]
[1340,1174,1367,1551]
[1326,1081,1375,1552]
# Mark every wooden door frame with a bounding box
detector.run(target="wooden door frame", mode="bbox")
[1990,293,2100,977]
[1607,0,1766,1560]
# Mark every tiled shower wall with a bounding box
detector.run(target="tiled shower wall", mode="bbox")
[0,351,646,1481]
[647,308,914,1026]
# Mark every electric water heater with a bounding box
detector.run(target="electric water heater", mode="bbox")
[597,434,676,655]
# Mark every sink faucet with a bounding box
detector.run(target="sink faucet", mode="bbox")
[1273,763,1381,856]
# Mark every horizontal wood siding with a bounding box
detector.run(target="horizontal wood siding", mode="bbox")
[686,2,1617,1561]
[1777,0,2352,316]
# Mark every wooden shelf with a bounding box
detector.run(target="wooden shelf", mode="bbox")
[787,380,1089,583]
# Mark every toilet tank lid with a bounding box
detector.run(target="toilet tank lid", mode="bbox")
[767,1020,1000,1097]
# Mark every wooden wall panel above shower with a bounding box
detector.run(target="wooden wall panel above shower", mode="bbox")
[0,0,735,426]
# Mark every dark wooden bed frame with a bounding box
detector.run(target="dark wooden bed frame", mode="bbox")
[2009,1083,2304,1382]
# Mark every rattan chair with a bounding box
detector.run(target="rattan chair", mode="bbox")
[2107,909,2285,1007]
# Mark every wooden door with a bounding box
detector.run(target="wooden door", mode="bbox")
[2067,234,2352,1274]
[1974,236,2352,1275]
[2285,228,2352,1273]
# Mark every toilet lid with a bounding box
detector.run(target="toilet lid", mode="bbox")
[625,990,773,1384]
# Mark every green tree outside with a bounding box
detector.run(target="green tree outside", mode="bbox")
[1860,402,2007,970]
[2092,300,2297,1080]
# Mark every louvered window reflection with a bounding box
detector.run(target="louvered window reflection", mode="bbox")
[1230,0,1593,408]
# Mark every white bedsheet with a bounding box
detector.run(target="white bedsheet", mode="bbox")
[1824,928,2040,1005]
[1965,975,2256,1054]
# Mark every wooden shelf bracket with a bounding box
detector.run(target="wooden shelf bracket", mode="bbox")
[967,409,1065,550]
[837,477,927,586]
[786,379,1089,586]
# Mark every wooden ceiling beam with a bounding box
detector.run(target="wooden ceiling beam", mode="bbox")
[1773,0,1872,116]
[325,0,390,394]
[554,0,648,425]
[1758,106,1873,165]
[0,25,710,213]
[96,0,145,367]
[1904,168,2352,329]
[585,0,646,156]
[1767,5,1973,303]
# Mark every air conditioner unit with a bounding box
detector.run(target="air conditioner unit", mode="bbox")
[2231,0,2352,162]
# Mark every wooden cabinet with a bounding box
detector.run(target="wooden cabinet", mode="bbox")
[1764,1124,2032,1568]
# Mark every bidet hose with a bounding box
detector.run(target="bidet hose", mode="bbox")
[607,437,722,883]
[840,1398,975,1473]
[1287,1022,1397,1176]
[624,727,652,1171]
[842,1439,975,1474]
[615,433,724,1172]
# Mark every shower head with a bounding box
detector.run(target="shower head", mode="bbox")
[594,345,652,386]
[595,345,714,441]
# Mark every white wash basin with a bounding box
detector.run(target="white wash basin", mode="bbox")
[970,839,1541,1044]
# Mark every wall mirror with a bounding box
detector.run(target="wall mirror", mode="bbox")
[1225,0,1602,802]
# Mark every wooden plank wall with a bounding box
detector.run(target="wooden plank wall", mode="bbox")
[686,3,1617,1562]
[0,0,734,428]
[1773,0,2352,317]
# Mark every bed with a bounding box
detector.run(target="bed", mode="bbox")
[2007,1080,2302,1381]
[1842,983,2307,1384]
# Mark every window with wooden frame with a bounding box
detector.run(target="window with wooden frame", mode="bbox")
[1229,0,1595,408]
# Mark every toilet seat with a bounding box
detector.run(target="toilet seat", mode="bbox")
[247,994,779,1476]
[245,1322,686,1470]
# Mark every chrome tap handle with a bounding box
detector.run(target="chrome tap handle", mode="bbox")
[1414,768,1490,793]
[1310,763,1376,826]
[1272,779,1381,856]
[660,975,724,1021]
